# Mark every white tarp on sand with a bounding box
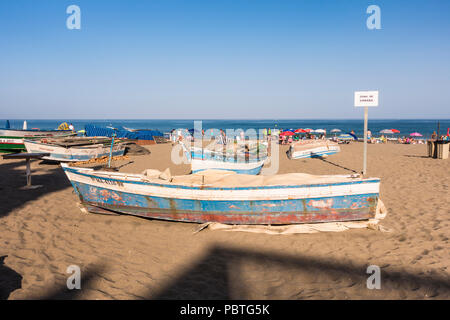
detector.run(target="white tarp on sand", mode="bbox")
[196,199,389,235]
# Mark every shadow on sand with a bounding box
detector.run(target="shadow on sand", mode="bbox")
[35,264,108,300]
[0,256,22,300]
[24,245,449,299]
[151,245,449,299]
[0,159,72,219]
[315,157,359,174]
[404,155,430,159]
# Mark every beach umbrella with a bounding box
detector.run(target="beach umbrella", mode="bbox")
[280,131,295,136]
[338,134,354,140]
[330,128,341,137]
[314,129,326,134]
[303,128,313,133]
[391,129,400,133]
[380,129,394,134]
[409,132,422,137]
[346,132,358,140]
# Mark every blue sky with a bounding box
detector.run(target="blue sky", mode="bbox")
[0,0,449,119]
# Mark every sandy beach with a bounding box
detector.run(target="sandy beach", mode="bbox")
[0,142,449,299]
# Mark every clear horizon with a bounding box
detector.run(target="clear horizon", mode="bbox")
[2,117,450,121]
[1,0,449,119]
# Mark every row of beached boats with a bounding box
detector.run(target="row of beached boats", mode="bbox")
[2,122,384,226]
[0,122,127,162]
[0,127,76,153]
[61,139,383,225]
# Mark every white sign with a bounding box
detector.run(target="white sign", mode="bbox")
[354,91,379,107]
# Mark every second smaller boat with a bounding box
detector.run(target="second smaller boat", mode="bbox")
[288,140,340,159]
[24,137,126,162]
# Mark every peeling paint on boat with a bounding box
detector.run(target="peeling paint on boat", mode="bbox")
[62,164,381,225]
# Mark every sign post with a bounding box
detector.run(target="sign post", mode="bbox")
[354,91,379,176]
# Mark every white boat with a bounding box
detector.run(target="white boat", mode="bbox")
[24,139,126,162]
[288,140,340,159]
[183,144,267,175]
[190,157,266,175]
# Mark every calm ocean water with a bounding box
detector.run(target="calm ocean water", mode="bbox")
[2,119,449,139]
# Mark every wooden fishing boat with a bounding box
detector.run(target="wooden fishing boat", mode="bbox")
[24,138,126,162]
[190,157,266,175]
[0,128,76,153]
[288,140,340,159]
[62,164,382,225]
[185,145,267,175]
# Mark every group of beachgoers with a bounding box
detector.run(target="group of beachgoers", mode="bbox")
[279,132,327,145]
[430,131,450,141]
[170,128,329,146]
[396,137,424,144]
[170,127,450,147]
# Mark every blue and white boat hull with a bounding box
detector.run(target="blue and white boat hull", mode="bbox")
[62,164,382,225]
[190,158,265,175]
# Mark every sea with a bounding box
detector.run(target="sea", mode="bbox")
[1,119,449,139]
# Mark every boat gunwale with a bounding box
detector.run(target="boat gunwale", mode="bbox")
[24,139,125,151]
[63,165,381,191]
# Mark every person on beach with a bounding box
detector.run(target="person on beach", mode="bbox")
[69,123,74,131]
[431,131,437,140]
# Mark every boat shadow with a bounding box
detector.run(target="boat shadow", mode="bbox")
[0,159,72,219]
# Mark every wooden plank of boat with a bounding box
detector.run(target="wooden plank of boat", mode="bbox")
[61,164,382,225]
[24,140,126,162]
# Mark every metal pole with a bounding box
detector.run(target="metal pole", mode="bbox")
[363,106,368,176]
[108,133,116,168]
[437,121,440,139]
[26,158,31,187]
